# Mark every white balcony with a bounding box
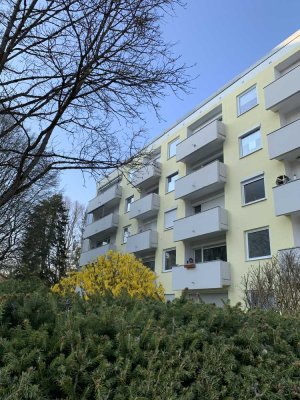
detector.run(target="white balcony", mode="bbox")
[126,230,158,254]
[129,193,160,220]
[273,179,300,216]
[175,161,226,201]
[83,213,119,239]
[264,65,300,113]
[87,184,122,213]
[173,207,228,242]
[172,261,231,291]
[177,120,226,164]
[79,244,116,266]
[268,119,300,161]
[132,162,161,190]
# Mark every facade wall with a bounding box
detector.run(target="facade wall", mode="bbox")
[80,31,300,305]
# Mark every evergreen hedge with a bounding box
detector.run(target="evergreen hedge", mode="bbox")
[0,281,299,399]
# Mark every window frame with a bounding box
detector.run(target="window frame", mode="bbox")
[242,174,266,206]
[168,137,180,159]
[122,225,131,244]
[237,85,258,116]
[125,195,134,213]
[163,248,176,272]
[164,208,177,230]
[239,127,262,158]
[166,172,179,193]
[245,227,271,261]
[194,243,227,264]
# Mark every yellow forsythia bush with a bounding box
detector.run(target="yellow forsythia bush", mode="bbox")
[52,251,164,301]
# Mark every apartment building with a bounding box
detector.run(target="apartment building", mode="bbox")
[80,31,300,306]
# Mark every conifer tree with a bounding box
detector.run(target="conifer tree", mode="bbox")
[19,194,68,284]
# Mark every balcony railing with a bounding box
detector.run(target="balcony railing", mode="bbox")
[175,160,226,201]
[267,119,300,161]
[129,193,160,220]
[264,65,300,112]
[126,230,158,253]
[79,243,116,266]
[83,213,119,239]
[87,184,122,213]
[273,179,300,216]
[172,261,231,291]
[131,162,161,190]
[173,207,228,242]
[176,120,226,164]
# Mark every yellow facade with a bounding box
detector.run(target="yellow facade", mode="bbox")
[80,31,300,305]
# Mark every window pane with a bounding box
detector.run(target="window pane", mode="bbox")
[123,226,131,243]
[247,229,270,259]
[168,138,180,158]
[164,209,176,229]
[203,245,227,262]
[238,87,257,114]
[125,196,134,212]
[241,130,261,157]
[167,173,178,192]
[244,177,265,204]
[195,249,202,263]
[164,249,176,270]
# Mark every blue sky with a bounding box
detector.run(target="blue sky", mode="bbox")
[60,0,300,206]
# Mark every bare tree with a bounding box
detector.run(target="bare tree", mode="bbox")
[242,250,300,314]
[0,0,189,208]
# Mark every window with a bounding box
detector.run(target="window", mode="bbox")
[96,237,110,247]
[164,208,177,229]
[163,248,176,271]
[168,137,180,158]
[125,195,134,212]
[246,228,271,260]
[194,204,202,214]
[143,259,155,271]
[242,175,265,205]
[123,226,131,244]
[240,129,261,157]
[166,172,178,192]
[237,86,257,115]
[195,245,227,263]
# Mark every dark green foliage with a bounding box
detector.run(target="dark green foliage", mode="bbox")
[0,282,299,399]
[18,194,68,285]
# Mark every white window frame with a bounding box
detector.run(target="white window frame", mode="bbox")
[194,243,227,263]
[164,208,177,230]
[239,128,262,158]
[122,225,131,244]
[168,137,180,159]
[125,195,134,213]
[241,174,266,205]
[163,248,176,272]
[245,227,271,261]
[166,172,179,193]
[237,85,258,116]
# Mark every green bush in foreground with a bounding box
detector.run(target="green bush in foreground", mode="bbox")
[0,281,299,399]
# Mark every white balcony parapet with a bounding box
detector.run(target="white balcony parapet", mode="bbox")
[264,65,300,112]
[268,119,300,161]
[87,184,122,213]
[176,120,226,164]
[83,213,119,239]
[273,179,300,216]
[175,161,226,201]
[79,244,116,266]
[172,261,231,291]
[173,207,228,242]
[126,230,158,253]
[129,193,160,220]
[132,162,161,189]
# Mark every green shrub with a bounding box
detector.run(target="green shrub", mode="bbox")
[0,281,299,399]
